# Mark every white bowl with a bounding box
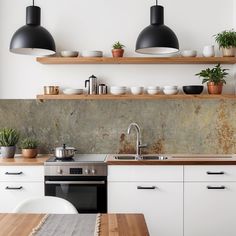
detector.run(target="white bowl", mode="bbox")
[61,51,79,57]
[147,89,160,95]
[181,50,197,57]
[131,87,144,95]
[63,88,83,95]
[163,86,178,90]
[81,51,103,57]
[110,90,126,95]
[163,89,179,95]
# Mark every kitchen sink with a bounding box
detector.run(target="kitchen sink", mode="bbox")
[114,155,168,160]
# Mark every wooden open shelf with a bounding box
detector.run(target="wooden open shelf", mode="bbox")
[37,94,236,102]
[36,56,236,65]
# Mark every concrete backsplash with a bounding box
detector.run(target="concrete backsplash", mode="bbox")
[0,99,236,154]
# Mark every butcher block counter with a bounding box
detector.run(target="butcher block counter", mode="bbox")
[106,154,236,165]
[0,155,49,166]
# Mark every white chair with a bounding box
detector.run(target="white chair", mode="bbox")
[13,196,78,214]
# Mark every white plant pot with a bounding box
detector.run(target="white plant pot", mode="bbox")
[0,146,16,158]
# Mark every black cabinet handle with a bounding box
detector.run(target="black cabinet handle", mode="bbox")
[5,186,23,190]
[207,186,226,190]
[137,186,157,190]
[5,171,23,175]
[206,171,224,175]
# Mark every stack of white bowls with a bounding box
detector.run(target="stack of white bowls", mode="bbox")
[63,88,83,95]
[147,86,161,95]
[163,86,179,95]
[110,86,127,95]
[131,87,144,95]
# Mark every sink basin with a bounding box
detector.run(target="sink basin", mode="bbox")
[114,155,168,160]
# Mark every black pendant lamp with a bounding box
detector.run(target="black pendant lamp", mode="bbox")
[10,0,56,56]
[136,0,179,55]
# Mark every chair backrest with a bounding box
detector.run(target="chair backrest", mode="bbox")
[13,196,78,214]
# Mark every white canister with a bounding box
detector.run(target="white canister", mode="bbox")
[203,45,215,57]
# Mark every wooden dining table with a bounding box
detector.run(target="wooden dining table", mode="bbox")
[0,213,149,236]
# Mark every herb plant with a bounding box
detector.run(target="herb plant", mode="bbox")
[21,138,38,149]
[215,30,236,48]
[195,64,229,85]
[0,128,20,146]
[112,41,125,50]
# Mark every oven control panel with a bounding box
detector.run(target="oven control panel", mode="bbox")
[70,168,83,175]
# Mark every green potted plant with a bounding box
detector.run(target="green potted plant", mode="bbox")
[0,128,20,158]
[195,64,229,94]
[112,41,125,58]
[214,29,236,57]
[21,138,38,158]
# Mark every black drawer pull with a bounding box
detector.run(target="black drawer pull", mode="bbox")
[5,186,23,190]
[207,186,226,190]
[5,172,23,175]
[137,186,157,190]
[207,171,224,175]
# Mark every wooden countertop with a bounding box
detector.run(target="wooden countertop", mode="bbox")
[0,213,149,236]
[106,154,236,165]
[0,155,49,166]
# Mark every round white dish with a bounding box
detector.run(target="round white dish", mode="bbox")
[147,89,160,95]
[61,51,79,57]
[110,90,126,95]
[163,89,179,95]
[147,86,160,90]
[131,87,144,95]
[63,88,83,95]
[81,51,103,57]
[163,86,178,90]
[181,50,197,57]
[110,86,126,95]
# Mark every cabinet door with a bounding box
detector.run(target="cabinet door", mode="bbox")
[184,182,236,236]
[108,182,183,236]
[0,182,44,213]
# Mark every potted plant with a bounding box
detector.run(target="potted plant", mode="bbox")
[0,128,20,158]
[112,41,125,58]
[195,64,229,94]
[214,29,236,57]
[21,138,38,158]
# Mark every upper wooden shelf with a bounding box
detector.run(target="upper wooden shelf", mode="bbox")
[36,56,236,65]
[37,94,236,102]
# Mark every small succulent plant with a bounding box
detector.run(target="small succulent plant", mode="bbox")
[0,128,20,146]
[21,138,38,149]
[112,41,125,50]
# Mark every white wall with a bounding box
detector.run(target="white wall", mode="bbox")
[0,0,235,99]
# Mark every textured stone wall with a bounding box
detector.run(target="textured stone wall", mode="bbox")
[0,99,236,154]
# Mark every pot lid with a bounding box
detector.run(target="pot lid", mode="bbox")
[55,144,76,151]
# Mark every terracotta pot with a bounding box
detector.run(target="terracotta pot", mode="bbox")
[221,47,235,57]
[207,82,223,94]
[112,49,124,58]
[22,149,38,158]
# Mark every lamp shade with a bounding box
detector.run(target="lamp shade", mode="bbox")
[136,5,179,55]
[10,5,56,56]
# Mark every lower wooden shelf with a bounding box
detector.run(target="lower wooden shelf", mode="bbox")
[37,94,236,101]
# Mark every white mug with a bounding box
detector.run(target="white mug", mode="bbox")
[203,45,215,57]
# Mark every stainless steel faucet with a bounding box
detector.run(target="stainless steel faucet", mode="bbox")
[127,123,147,160]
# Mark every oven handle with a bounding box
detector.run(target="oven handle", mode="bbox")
[45,181,105,185]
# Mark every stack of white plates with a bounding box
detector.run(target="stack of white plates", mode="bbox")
[110,86,127,95]
[63,88,83,95]
[81,51,103,57]
[60,51,79,57]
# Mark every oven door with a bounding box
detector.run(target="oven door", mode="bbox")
[45,176,107,213]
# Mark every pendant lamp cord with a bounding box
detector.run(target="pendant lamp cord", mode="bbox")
[32,0,34,6]
[156,0,158,5]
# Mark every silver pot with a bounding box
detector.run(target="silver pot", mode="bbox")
[54,144,77,159]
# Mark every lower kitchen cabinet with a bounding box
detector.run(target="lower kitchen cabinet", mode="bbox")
[108,165,183,236]
[0,166,44,213]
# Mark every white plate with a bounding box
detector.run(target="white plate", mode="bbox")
[81,51,103,57]
[63,89,83,95]
[61,51,79,57]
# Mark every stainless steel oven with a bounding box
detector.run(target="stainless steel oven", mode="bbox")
[44,154,107,213]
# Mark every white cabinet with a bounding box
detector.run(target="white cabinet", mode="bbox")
[0,166,44,213]
[108,165,183,236]
[184,165,236,236]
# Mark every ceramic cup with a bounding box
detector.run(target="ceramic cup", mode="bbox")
[203,45,215,57]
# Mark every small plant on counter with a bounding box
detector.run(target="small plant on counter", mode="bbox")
[195,64,229,94]
[0,128,20,158]
[20,138,38,158]
[214,29,236,56]
[112,41,125,58]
